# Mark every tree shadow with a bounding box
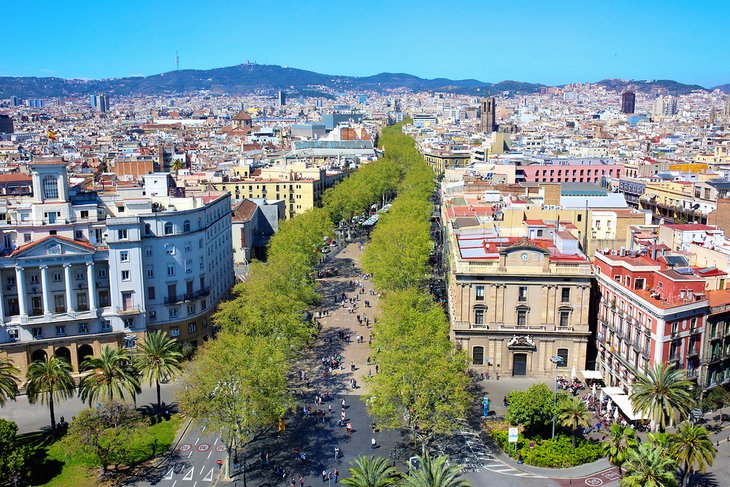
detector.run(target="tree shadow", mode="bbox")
[689,471,722,487]
[16,429,65,485]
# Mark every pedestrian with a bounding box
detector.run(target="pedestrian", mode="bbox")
[334,468,339,483]
[346,422,353,435]
[291,479,296,487]
[322,469,328,482]
[375,364,379,374]
[341,398,346,408]
[334,446,340,459]
[371,437,377,449]
[300,477,304,487]
[328,404,332,414]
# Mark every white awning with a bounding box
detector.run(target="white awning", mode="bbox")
[601,387,626,397]
[581,370,603,381]
[610,394,649,421]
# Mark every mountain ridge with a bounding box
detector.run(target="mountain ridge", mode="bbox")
[0,63,723,98]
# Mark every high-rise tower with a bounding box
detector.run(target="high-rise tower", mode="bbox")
[621,91,636,114]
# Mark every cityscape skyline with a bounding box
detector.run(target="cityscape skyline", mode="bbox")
[2,0,729,87]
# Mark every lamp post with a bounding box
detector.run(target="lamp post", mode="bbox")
[550,354,564,439]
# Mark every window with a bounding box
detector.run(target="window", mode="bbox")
[78,323,88,333]
[146,267,154,278]
[123,318,134,329]
[78,291,89,311]
[187,303,195,315]
[164,222,174,235]
[120,251,129,262]
[577,214,582,222]
[148,286,156,300]
[188,322,197,334]
[23,233,31,243]
[53,272,62,282]
[43,175,58,199]
[99,290,110,307]
[185,241,192,252]
[55,325,66,336]
[121,270,130,281]
[518,286,528,302]
[472,346,484,365]
[101,320,112,331]
[170,327,180,337]
[475,285,484,301]
[118,229,128,240]
[8,328,18,341]
[144,247,153,257]
[167,264,175,276]
[54,294,65,313]
[144,223,152,235]
[202,319,208,329]
[556,348,569,367]
[183,220,191,232]
[75,230,84,239]
[32,327,43,338]
[474,308,484,325]
[517,309,527,327]
[165,245,175,255]
[559,310,570,327]
[169,308,178,319]
[149,310,157,321]
[98,268,107,278]
[185,260,192,274]
[199,239,204,249]
[75,271,84,281]
[561,287,570,302]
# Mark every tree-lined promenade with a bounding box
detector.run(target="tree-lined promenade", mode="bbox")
[178,120,472,482]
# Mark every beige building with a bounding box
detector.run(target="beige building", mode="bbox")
[447,227,593,378]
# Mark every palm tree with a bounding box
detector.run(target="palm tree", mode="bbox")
[339,456,402,487]
[136,330,182,409]
[629,363,693,432]
[670,422,716,487]
[25,355,75,431]
[0,355,20,406]
[621,442,678,487]
[557,396,592,448]
[405,453,470,487]
[78,346,140,405]
[605,423,639,477]
[170,159,185,175]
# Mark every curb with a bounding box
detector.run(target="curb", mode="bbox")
[495,449,612,479]
[151,416,193,469]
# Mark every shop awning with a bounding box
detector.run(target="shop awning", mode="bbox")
[601,387,626,397]
[581,370,603,381]
[610,394,649,421]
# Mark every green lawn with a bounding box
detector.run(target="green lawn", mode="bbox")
[19,414,183,487]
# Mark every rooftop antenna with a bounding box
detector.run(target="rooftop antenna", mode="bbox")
[175,49,179,71]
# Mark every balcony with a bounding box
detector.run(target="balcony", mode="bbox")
[688,348,699,358]
[163,288,211,305]
[115,305,143,315]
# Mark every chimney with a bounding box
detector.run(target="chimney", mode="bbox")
[652,238,658,261]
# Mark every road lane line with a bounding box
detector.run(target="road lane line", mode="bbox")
[172,482,177,487]
[188,451,192,458]
[214,437,219,446]
[207,451,212,459]
[195,437,200,445]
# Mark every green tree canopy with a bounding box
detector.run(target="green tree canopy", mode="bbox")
[135,330,182,409]
[339,455,402,487]
[629,363,694,432]
[79,346,140,405]
[0,355,19,406]
[605,423,639,477]
[620,442,678,487]
[669,422,716,487]
[25,355,75,431]
[505,384,558,436]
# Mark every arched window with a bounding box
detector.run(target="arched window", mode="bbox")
[43,175,58,200]
[183,220,191,232]
[164,222,174,235]
[144,223,152,235]
[472,346,484,365]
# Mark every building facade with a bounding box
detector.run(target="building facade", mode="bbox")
[447,228,593,378]
[621,91,636,114]
[0,163,234,379]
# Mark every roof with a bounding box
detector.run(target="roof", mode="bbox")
[232,199,258,222]
[232,110,252,121]
[0,173,31,183]
[663,224,717,232]
[10,235,96,257]
[708,289,730,308]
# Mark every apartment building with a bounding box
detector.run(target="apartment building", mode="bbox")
[594,250,708,392]
[0,162,234,379]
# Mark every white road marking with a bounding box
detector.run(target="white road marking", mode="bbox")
[203,468,214,481]
[200,465,206,475]
[214,437,219,446]
[195,437,200,445]
[187,451,192,459]
[172,481,177,487]
[207,451,212,459]
[183,467,194,480]
[164,468,174,480]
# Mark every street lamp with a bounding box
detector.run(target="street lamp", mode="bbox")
[550,354,564,439]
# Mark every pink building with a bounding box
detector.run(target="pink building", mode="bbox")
[520,161,623,184]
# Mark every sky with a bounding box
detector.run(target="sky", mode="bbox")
[3,0,729,87]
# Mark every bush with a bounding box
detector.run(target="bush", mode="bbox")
[517,435,603,468]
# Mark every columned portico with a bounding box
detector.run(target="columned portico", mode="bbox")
[63,264,74,313]
[14,266,27,319]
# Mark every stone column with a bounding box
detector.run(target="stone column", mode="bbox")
[0,277,5,323]
[40,265,51,315]
[86,262,97,311]
[63,264,74,313]
[15,266,27,318]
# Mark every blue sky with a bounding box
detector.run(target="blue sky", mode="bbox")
[3,0,728,86]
